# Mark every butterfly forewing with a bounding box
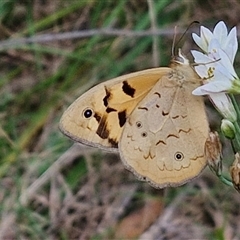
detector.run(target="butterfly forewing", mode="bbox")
[59,68,171,151]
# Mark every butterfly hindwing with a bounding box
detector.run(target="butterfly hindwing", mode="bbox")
[119,61,209,188]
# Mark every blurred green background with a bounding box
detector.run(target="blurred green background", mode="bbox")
[1,0,240,239]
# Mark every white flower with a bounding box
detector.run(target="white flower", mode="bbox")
[192,45,240,95]
[192,21,238,62]
[191,21,239,122]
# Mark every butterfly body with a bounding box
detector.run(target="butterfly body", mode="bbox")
[60,50,209,188]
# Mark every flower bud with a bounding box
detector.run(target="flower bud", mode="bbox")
[205,131,222,176]
[221,119,236,139]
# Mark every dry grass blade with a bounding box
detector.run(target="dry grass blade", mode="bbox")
[1,0,240,238]
[19,144,96,206]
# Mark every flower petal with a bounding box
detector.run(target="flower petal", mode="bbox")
[192,33,206,52]
[192,26,214,52]
[213,21,228,43]
[208,93,237,122]
[192,80,232,95]
[222,27,238,62]
[191,50,212,63]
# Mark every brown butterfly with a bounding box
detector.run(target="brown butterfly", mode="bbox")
[59,49,209,188]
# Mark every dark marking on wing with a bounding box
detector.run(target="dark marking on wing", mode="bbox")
[122,81,135,97]
[154,92,161,98]
[94,112,101,123]
[144,151,155,160]
[118,110,127,127]
[156,104,160,108]
[172,115,187,119]
[179,128,191,134]
[191,154,204,160]
[106,107,117,113]
[167,134,179,139]
[138,107,148,111]
[162,111,169,116]
[108,138,118,148]
[96,116,109,139]
[103,87,111,107]
[156,140,166,146]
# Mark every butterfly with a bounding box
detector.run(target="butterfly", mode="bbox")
[59,49,209,188]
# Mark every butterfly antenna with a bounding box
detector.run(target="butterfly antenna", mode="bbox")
[172,21,200,56]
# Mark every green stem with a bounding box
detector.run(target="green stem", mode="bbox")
[218,175,233,187]
[232,121,240,152]
[209,165,233,187]
[229,95,240,151]
[230,94,240,122]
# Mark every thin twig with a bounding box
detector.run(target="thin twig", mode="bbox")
[0,28,179,51]
[147,0,160,67]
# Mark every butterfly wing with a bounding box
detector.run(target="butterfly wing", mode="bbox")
[119,65,209,187]
[59,68,171,152]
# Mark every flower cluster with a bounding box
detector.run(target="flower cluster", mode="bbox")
[192,21,240,190]
[192,21,240,122]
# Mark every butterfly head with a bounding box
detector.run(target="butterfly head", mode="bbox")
[171,49,189,66]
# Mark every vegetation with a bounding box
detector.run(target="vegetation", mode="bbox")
[1,0,240,239]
